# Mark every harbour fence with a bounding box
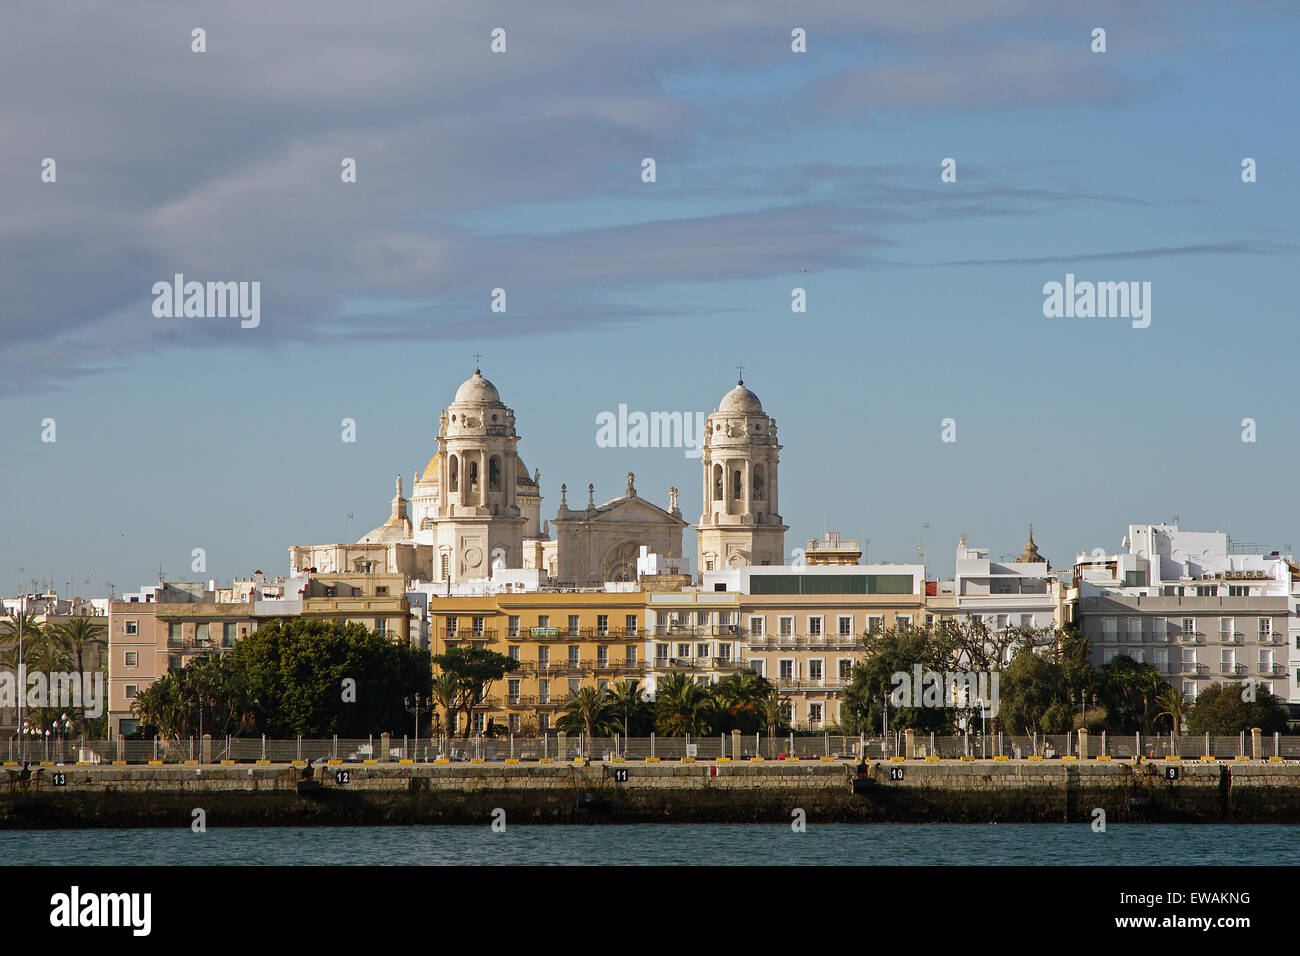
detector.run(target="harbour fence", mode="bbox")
[6,732,1299,765]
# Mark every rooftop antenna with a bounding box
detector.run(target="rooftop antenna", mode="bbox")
[915,522,929,565]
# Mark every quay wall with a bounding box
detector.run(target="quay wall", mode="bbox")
[3,758,1298,827]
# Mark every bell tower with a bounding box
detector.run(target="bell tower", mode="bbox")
[695,377,787,572]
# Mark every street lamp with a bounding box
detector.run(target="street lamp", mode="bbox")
[406,694,423,761]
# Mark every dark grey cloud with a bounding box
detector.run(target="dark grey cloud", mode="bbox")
[0,0,1226,394]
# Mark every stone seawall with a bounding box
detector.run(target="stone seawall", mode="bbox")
[3,758,1298,827]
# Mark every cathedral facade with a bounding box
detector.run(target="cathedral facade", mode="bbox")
[288,371,784,585]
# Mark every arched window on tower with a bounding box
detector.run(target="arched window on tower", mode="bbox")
[753,465,765,500]
[732,469,743,501]
[489,456,502,490]
[713,463,723,502]
[468,460,479,492]
[448,455,459,493]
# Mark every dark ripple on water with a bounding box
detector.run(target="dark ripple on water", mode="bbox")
[2,824,1298,865]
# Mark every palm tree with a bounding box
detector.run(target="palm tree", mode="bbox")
[0,610,42,665]
[654,672,714,737]
[430,673,459,744]
[1155,685,1188,738]
[55,617,107,676]
[760,686,791,741]
[557,686,619,748]
[608,679,649,737]
[710,670,774,733]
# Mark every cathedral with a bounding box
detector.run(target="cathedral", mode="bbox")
[288,370,785,585]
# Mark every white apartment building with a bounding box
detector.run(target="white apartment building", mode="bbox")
[952,533,1069,659]
[1074,524,1296,705]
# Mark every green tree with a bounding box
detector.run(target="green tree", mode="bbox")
[654,672,715,737]
[709,670,774,734]
[1155,685,1188,735]
[999,646,1075,735]
[234,617,431,736]
[430,672,460,740]
[840,623,956,735]
[431,645,517,739]
[557,686,620,744]
[1098,655,1167,733]
[1185,681,1290,735]
[55,617,107,677]
[132,655,255,740]
[608,679,654,736]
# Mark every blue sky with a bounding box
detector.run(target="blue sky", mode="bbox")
[2,0,1297,597]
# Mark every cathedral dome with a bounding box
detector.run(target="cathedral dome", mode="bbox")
[453,369,502,406]
[718,380,763,415]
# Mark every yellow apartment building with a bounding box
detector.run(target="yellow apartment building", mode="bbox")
[429,590,653,736]
[108,573,410,738]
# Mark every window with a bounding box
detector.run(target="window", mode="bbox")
[568,679,581,696]
[1221,649,1236,674]
[696,642,710,659]
[778,659,794,680]
[749,660,765,677]
[167,622,181,642]
[597,645,608,667]
[538,679,550,704]
[1259,618,1273,639]
[718,644,732,663]
[568,645,579,667]
[537,615,550,629]
[1101,618,1117,641]
[508,679,521,704]
[508,616,520,638]
[808,616,823,637]
[1259,650,1273,672]
[808,703,823,726]
[375,586,388,596]
[625,646,637,666]
[375,618,387,635]
[538,714,550,733]
[656,643,669,663]
[749,616,765,636]
[696,611,709,627]
[567,615,579,634]
[538,646,550,668]
[471,616,484,637]
[1181,618,1196,640]
[625,614,638,634]
[1229,585,1249,597]
[839,659,853,681]
[1126,617,1142,640]
[1196,586,1213,597]
[778,617,794,637]
[125,620,138,636]
[124,651,138,667]
[195,622,210,643]
[896,615,912,628]
[508,645,519,662]
[597,679,608,693]
[473,712,485,734]
[445,616,457,638]
[1182,648,1197,671]
[677,643,691,658]
[223,622,236,646]
[1153,648,1169,673]
[1153,617,1167,642]
[508,714,520,733]
[596,615,609,636]
[808,659,823,682]
[118,719,139,737]
[125,684,138,699]
[1021,614,1034,627]
[867,615,883,632]
[1103,648,1118,664]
